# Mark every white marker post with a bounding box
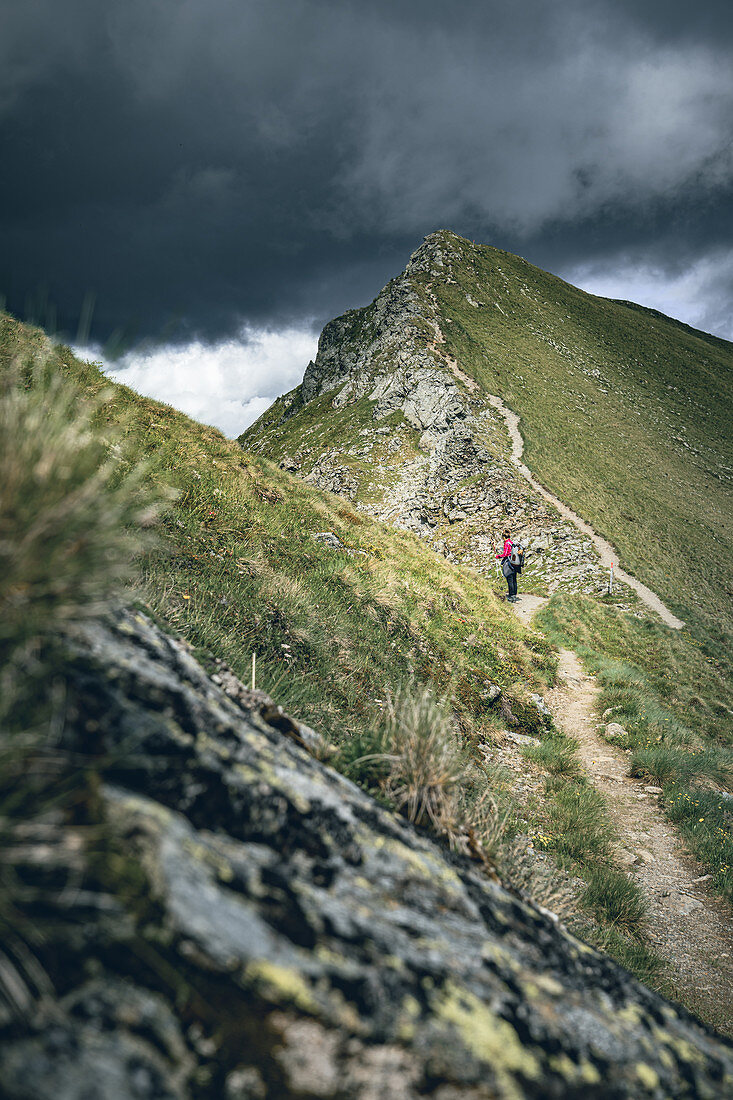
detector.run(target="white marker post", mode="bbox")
[608,563,614,596]
[251,651,256,692]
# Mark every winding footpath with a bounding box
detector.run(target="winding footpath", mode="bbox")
[512,594,733,1036]
[488,395,685,629]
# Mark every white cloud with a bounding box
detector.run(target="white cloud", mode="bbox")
[566,250,733,341]
[76,325,318,437]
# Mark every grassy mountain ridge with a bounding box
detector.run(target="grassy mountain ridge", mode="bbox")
[430,234,732,640]
[250,231,732,639]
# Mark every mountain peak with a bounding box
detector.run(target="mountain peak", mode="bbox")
[406,229,474,276]
[242,235,731,639]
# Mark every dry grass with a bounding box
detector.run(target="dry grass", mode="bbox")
[371,574,406,614]
[372,684,470,833]
[0,356,160,686]
[351,685,529,872]
[499,836,580,923]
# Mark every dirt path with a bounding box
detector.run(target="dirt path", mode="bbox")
[510,593,733,1034]
[488,394,685,629]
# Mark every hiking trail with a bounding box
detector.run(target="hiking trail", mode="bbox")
[488,395,685,629]
[511,594,733,1035]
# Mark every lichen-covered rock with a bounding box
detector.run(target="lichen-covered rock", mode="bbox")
[1,980,193,1100]
[3,609,731,1098]
[312,530,347,549]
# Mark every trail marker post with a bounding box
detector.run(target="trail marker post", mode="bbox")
[252,652,256,692]
[608,563,614,596]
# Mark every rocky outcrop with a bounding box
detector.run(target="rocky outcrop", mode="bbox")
[2,609,731,1098]
[299,240,470,438]
[301,272,440,412]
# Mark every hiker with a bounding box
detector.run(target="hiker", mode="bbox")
[496,528,524,602]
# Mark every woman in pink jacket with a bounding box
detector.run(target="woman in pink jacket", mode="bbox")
[496,528,518,603]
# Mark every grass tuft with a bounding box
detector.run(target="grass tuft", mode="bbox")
[583,926,669,992]
[521,736,580,776]
[664,787,733,903]
[544,776,615,865]
[580,866,647,933]
[0,357,159,673]
[630,746,730,788]
[344,683,471,835]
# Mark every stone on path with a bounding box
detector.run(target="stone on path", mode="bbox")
[604,722,629,744]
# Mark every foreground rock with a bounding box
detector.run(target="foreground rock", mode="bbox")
[2,610,731,1098]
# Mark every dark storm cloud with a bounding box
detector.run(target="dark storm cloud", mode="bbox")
[2,0,732,347]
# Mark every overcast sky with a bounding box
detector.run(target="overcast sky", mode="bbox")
[2,0,732,435]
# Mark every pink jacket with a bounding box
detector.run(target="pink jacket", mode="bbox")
[496,538,512,560]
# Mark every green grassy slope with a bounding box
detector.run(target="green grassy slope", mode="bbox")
[246,388,421,508]
[431,233,732,647]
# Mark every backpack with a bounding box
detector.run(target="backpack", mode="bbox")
[509,542,523,567]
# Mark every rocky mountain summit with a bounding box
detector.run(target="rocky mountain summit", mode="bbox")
[3,609,732,1099]
[243,233,616,599]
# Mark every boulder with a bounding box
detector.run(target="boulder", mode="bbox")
[312,531,346,549]
[484,683,502,704]
[504,731,541,748]
[529,693,553,719]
